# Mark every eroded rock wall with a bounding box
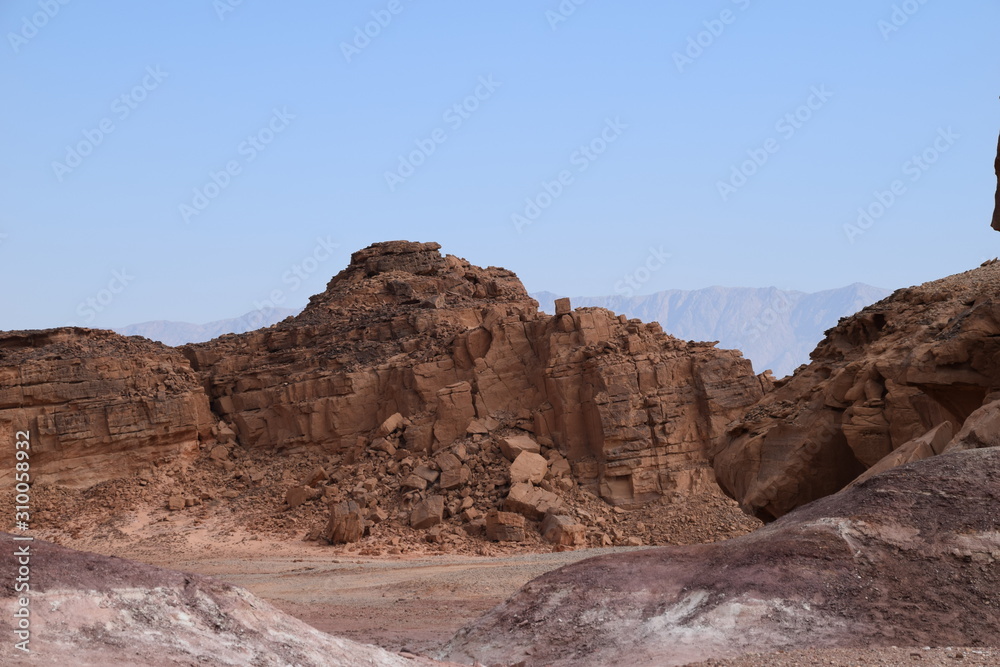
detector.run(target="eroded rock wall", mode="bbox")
[713,261,1000,519]
[0,328,214,488]
[186,241,765,507]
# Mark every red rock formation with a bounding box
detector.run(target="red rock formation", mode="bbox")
[441,448,1000,666]
[713,261,1000,519]
[992,131,1000,231]
[185,241,766,507]
[0,328,214,488]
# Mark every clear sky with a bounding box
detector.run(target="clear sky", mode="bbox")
[2,1,997,329]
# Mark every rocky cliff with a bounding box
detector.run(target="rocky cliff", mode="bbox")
[713,260,1000,519]
[2,242,765,511]
[184,241,766,507]
[0,328,214,488]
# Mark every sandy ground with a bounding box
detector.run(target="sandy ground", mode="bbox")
[145,541,640,655]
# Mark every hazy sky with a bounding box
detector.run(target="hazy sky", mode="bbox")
[2,1,997,329]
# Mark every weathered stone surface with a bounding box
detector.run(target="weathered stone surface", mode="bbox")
[540,514,586,546]
[444,449,1000,666]
[410,495,444,529]
[322,500,366,544]
[439,465,471,490]
[485,510,525,542]
[0,533,443,667]
[167,495,185,511]
[499,435,540,462]
[509,451,548,484]
[0,329,214,489]
[714,260,1000,519]
[504,482,562,520]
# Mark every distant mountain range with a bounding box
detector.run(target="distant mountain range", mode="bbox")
[114,284,889,377]
[114,308,300,347]
[532,284,891,378]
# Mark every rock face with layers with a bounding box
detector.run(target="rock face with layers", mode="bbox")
[0,328,214,489]
[184,241,766,507]
[442,448,1000,667]
[713,261,1000,519]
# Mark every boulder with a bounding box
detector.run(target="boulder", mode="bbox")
[504,482,562,520]
[499,435,541,462]
[410,496,444,529]
[509,451,548,484]
[285,485,320,509]
[485,510,525,542]
[322,500,365,544]
[540,514,586,547]
[375,412,405,437]
[439,465,471,490]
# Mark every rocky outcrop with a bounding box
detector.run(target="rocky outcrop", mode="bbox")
[185,241,765,507]
[713,261,1000,519]
[0,533,446,665]
[992,131,1000,231]
[441,448,1000,666]
[0,328,214,489]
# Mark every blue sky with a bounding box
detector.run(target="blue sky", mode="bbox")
[1,0,997,329]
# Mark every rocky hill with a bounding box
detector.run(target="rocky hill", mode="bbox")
[534,283,890,378]
[713,259,1000,520]
[2,241,767,551]
[182,241,766,509]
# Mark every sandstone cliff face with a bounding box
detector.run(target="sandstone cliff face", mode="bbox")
[0,329,214,488]
[185,241,765,507]
[713,261,1000,519]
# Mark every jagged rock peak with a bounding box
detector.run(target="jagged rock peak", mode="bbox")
[305,240,531,313]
